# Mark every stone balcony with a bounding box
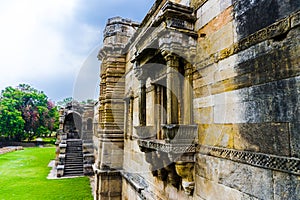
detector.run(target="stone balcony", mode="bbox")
[137,124,198,196]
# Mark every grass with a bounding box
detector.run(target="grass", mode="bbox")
[0,147,93,200]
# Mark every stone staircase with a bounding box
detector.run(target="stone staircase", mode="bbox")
[64,139,84,177]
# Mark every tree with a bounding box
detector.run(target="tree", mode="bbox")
[0,84,59,141]
[0,96,25,141]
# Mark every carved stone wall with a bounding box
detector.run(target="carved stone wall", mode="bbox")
[192,0,300,199]
[94,0,300,199]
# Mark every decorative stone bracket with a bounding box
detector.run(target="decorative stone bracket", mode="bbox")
[137,124,198,196]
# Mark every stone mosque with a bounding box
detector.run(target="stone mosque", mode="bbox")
[60,0,300,199]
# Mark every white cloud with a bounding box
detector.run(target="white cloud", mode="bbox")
[0,0,101,100]
[0,0,154,100]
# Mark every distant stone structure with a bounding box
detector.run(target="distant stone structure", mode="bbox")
[56,101,95,177]
[93,0,300,199]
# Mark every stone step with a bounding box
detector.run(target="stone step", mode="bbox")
[66,154,83,157]
[66,150,82,153]
[64,173,83,177]
[66,148,82,150]
[66,160,82,165]
[66,152,83,154]
[63,139,84,177]
[65,162,83,165]
[65,163,83,166]
[67,144,82,147]
[65,167,83,171]
[64,167,83,170]
[64,172,83,176]
[66,158,83,161]
[64,169,83,173]
[67,142,82,146]
[65,160,82,162]
[66,159,82,161]
[67,147,82,149]
[66,153,82,155]
[66,156,83,159]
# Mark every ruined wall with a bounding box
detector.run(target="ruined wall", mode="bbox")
[192,0,300,199]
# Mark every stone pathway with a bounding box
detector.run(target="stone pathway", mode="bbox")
[0,146,23,155]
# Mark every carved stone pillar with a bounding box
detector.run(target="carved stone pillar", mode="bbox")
[163,53,180,124]
[183,63,193,125]
[155,86,163,139]
[139,79,147,126]
[123,97,130,139]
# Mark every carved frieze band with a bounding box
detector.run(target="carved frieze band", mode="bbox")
[138,139,196,154]
[198,145,300,176]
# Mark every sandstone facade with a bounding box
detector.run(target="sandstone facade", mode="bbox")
[94,0,300,199]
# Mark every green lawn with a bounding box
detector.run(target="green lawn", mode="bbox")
[0,148,93,200]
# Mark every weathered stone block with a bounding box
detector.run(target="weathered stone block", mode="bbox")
[195,107,213,124]
[196,153,274,199]
[233,0,300,39]
[195,175,245,200]
[198,124,235,148]
[234,123,290,156]
[290,122,300,158]
[273,171,300,200]
[218,159,274,199]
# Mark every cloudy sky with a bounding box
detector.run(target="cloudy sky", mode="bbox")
[0,0,154,102]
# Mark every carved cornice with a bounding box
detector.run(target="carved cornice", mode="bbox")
[198,145,300,176]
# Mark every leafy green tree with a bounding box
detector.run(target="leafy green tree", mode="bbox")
[0,84,59,141]
[0,96,25,141]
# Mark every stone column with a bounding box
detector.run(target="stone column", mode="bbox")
[139,79,147,126]
[164,53,180,124]
[155,86,162,139]
[123,97,130,139]
[183,63,193,125]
